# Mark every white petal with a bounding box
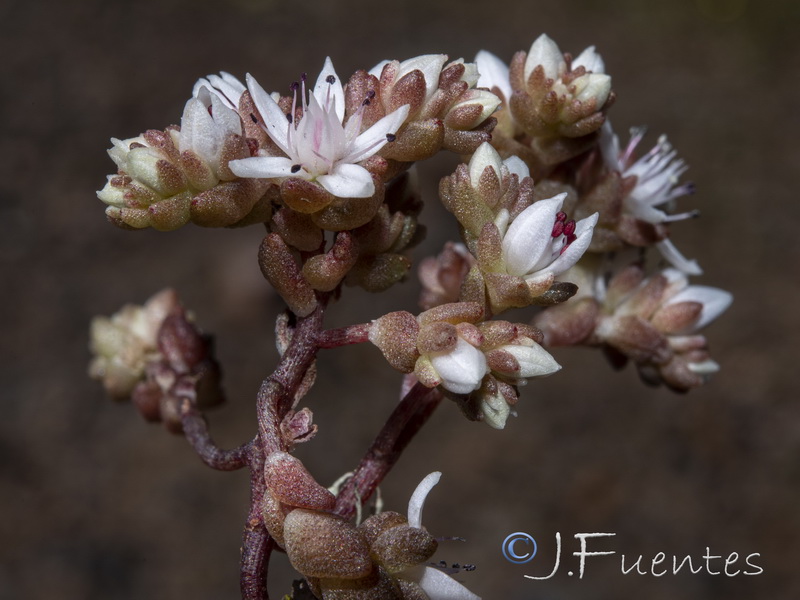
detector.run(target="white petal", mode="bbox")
[229,156,297,179]
[525,34,565,81]
[368,59,390,79]
[501,343,562,378]
[209,92,242,136]
[502,195,565,277]
[468,142,504,187]
[344,104,410,164]
[688,359,720,375]
[415,566,481,600]
[544,212,599,276]
[475,50,512,102]
[246,73,291,156]
[398,54,448,100]
[656,239,703,275]
[600,120,622,172]
[573,73,612,106]
[314,56,345,123]
[429,337,488,395]
[503,155,530,181]
[480,392,511,429]
[666,285,732,331]
[407,471,441,529]
[572,45,606,74]
[316,163,374,198]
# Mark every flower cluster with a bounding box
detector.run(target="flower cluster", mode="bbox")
[92,35,732,600]
[89,289,224,431]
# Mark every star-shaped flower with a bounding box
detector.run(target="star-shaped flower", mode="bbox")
[230,57,410,198]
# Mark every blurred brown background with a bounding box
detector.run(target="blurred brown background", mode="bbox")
[2,0,799,598]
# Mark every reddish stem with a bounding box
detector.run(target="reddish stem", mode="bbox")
[180,400,251,471]
[317,323,371,349]
[334,383,443,519]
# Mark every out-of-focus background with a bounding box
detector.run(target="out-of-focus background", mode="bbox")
[2,0,799,598]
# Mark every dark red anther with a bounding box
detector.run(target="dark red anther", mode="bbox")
[286,112,293,123]
[207,105,214,116]
[290,81,300,92]
[325,75,336,84]
[250,113,258,123]
[555,211,567,222]
[551,221,565,237]
[563,219,576,237]
[290,164,302,173]
[385,133,396,142]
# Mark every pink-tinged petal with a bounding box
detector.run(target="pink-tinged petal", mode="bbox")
[475,50,512,102]
[543,213,598,277]
[414,566,481,600]
[665,286,732,332]
[344,104,410,164]
[655,239,702,275]
[502,195,565,277]
[316,163,374,198]
[229,156,298,179]
[524,34,565,81]
[407,471,441,529]
[246,73,291,156]
[313,56,345,123]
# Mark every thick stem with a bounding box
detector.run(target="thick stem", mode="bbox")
[317,323,371,349]
[334,383,444,519]
[180,400,251,471]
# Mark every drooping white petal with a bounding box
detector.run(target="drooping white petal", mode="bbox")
[343,104,410,164]
[229,156,298,179]
[428,337,488,395]
[656,239,703,275]
[599,121,621,172]
[313,56,345,123]
[665,285,732,332]
[525,34,565,81]
[316,163,375,198]
[501,195,566,277]
[415,566,481,600]
[475,50,513,102]
[688,359,720,375]
[246,73,292,156]
[502,156,530,181]
[500,342,562,378]
[407,471,441,529]
[468,142,504,186]
[572,45,606,74]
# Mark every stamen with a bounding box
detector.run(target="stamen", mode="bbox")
[563,220,576,237]
[662,209,700,222]
[385,133,396,142]
[290,81,299,92]
[300,73,307,82]
[250,113,258,123]
[326,75,336,84]
[555,211,567,223]
[551,220,565,237]
[286,113,293,123]
[290,164,302,173]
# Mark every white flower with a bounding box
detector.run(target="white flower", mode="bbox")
[475,50,513,103]
[230,57,410,198]
[524,34,566,81]
[497,339,561,380]
[170,87,242,180]
[370,54,448,102]
[192,71,246,110]
[398,472,481,600]
[468,141,529,186]
[658,269,733,334]
[500,194,598,287]
[600,122,702,275]
[523,35,611,108]
[428,336,488,395]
